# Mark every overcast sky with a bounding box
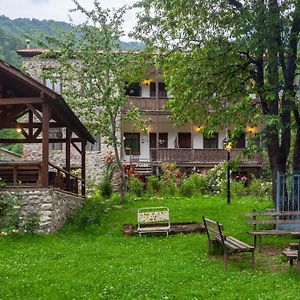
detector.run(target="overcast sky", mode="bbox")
[1,0,138,41]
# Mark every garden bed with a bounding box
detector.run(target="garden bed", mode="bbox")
[122,221,205,236]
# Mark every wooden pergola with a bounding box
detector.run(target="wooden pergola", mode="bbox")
[0,59,95,197]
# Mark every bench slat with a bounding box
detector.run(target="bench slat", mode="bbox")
[246,219,300,225]
[226,236,254,250]
[247,230,294,236]
[245,211,300,217]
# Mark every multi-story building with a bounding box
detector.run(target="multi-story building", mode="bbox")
[17,48,264,180]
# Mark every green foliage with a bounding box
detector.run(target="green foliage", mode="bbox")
[229,180,248,197]
[128,176,144,197]
[188,173,208,195]
[98,180,113,199]
[248,178,272,199]
[0,129,23,155]
[161,162,182,186]
[35,1,149,203]
[0,192,20,234]
[146,175,161,194]
[22,212,39,234]
[179,176,195,197]
[68,198,104,228]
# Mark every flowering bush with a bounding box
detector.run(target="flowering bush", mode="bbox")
[204,162,227,194]
[101,149,117,181]
[248,178,272,199]
[161,163,182,187]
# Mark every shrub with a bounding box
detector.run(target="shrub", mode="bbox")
[68,197,104,227]
[0,192,20,234]
[161,162,182,187]
[128,176,144,197]
[230,180,248,197]
[99,180,113,199]
[22,212,39,234]
[179,176,195,197]
[248,178,272,199]
[188,173,208,195]
[146,176,161,194]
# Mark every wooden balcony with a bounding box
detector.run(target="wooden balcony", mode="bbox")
[150,148,264,167]
[124,97,169,113]
[0,161,85,197]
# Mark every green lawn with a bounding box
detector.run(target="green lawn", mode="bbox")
[0,195,300,299]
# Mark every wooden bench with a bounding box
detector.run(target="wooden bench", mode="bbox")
[245,210,300,253]
[203,217,255,271]
[137,207,170,236]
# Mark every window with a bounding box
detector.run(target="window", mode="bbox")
[124,133,140,155]
[150,82,168,97]
[235,133,246,148]
[150,133,168,148]
[203,133,218,149]
[86,136,101,151]
[125,83,141,96]
[43,70,62,94]
[178,133,191,148]
[49,128,63,150]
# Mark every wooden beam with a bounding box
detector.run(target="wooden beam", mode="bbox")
[1,122,64,129]
[65,128,71,191]
[0,97,42,105]
[71,141,82,155]
[0,138,84,144]
[27,104,42,122]
[81,140,86,197]
[41,101,50,188]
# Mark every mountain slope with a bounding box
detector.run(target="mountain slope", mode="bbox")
[0,15,144,66]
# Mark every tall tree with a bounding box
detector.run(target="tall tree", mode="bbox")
[40,0,146,202]
[134,0,300,200]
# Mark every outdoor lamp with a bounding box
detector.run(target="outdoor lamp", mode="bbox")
[143,79,151,85]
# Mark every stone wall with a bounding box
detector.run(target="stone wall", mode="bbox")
[0,188,84,233]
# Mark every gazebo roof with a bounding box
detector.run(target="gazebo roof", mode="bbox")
[0,59,95,143]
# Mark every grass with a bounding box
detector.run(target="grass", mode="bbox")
[1,195,300,299]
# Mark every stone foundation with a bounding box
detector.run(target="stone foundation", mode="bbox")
[0,188,84,233]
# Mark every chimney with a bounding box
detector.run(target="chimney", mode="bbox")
[26,39,30,49]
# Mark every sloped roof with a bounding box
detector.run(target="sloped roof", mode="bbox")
[0,59,95,143]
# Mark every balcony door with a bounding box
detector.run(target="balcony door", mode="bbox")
[150,133,168,148]
[178,132,191,148]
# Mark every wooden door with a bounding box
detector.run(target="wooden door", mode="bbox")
[178,133,191,148]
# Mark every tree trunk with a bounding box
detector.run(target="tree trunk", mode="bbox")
[293,127,300,172]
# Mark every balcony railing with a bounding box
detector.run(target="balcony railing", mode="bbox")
[124,97,169,112]
[150,148,263,166]
[0,161,84,197]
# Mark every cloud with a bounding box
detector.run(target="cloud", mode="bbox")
[28,0,49,3]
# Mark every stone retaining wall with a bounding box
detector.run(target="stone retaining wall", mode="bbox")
[0,188,84,233]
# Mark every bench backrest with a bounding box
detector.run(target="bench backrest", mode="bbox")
[245,209,300,228]
[203,217,225,245]
[138,207,170,227]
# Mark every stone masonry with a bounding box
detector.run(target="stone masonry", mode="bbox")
[0,188,84,233]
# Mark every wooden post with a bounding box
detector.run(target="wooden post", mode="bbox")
[65,128,71,191]
[81,140,86,197]
[41,101,50,188]
[155,75,159,176]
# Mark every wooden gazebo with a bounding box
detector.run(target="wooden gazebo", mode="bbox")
[0,59,95,197]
